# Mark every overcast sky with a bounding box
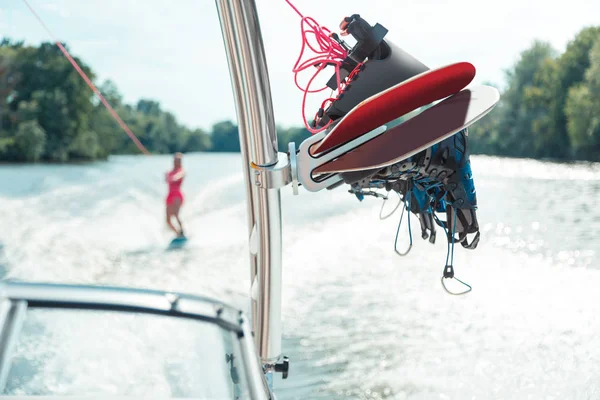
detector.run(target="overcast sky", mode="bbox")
[1,0,599,131]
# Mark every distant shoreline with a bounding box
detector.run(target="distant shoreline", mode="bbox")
[1,152,598,166]
[0,150,246,165]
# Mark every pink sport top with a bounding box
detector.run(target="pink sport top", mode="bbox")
[167,168,183,194]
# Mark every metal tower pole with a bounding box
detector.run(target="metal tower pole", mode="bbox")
[215,0,283,369]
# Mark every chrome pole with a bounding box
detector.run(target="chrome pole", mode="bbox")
[215,0,283,367]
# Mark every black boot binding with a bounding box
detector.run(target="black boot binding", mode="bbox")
[312,14,429,129]
[342,129,479,295]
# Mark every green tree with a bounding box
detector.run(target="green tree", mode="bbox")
[0,44,19,133]
[32,89,72,161]
[12,120,46,162]
[0,136,13,154]
[137,99,161,117]
[469,103,502,154]
[565,39,600,160]
[532,27,600,158]
[210,120,240,152]
[496,41,556,157]
[69,130,101,160]
[7,42,96,161]
[185,128,212,152]
[88,80,124,157]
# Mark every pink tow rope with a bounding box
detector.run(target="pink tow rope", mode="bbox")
[22,0,150,155]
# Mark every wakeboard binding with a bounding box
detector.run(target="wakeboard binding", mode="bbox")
[343,128,479,295]
[345,128,480,249]
[313,14,428,129]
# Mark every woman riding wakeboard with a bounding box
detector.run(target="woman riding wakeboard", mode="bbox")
[165,153,185,238]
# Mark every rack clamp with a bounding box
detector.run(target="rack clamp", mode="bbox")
[288,124,388,195]
[252,124,389,194]
[250,152,292,190]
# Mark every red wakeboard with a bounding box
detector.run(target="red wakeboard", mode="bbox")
[313,85,499,174]
[312,62,476,154]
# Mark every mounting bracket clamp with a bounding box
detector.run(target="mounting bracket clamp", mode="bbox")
[250,152,292,189]
[289,124,388,195]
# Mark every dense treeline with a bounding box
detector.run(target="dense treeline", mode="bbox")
[2,26,600,163]
[0,39,207,161]
[469,27,600,161]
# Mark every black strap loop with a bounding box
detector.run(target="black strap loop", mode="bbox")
[461,230,480,250]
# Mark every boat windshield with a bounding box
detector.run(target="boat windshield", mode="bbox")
[2,308,251,399]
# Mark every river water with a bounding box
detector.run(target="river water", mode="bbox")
[1,153,600,399]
